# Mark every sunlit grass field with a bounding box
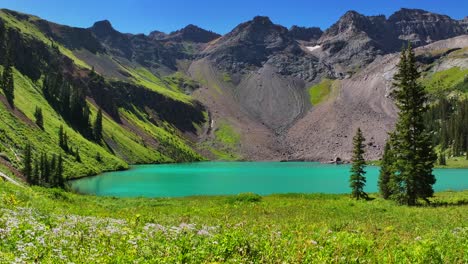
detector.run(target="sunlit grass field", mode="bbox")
[1,180,467,263]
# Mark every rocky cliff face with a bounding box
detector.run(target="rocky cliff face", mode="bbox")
[203,16,300,73]
[388,8,466,46]
[289,26,323,42]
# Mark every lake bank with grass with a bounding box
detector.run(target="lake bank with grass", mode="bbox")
[1,181,467,263]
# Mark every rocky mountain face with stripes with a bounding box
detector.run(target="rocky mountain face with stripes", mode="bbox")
[0,7,467,164]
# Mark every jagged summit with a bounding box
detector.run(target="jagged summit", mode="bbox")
[165,24,220,43]
[289,26,323,41]
[90,20,119,37]
[148,30,167,40]
[388,8,443,21]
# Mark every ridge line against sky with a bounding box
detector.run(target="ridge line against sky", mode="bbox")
[0,0,466,35]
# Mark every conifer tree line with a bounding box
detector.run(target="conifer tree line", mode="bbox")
[379,46,437,206]
[0,21,15,107]
[58,125,82,163]
[41,44,104,142]
[23,143,65,188]
[424,97,468,159]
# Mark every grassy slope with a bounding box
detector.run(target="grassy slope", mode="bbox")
[121,66,193,104]
[0,10,91,69]
[120,109,203,162]
[0,11,207,178]
[308,79,339,106]
[1,68,205,178]
[199,120,242,161]
[423,67,468,95]
[0,181,467,263]
[422,62,468,167]
[0,68,184,178]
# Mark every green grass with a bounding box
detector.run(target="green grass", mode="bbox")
[200,121,242,161]
[0,68,203,179]
[120,108,204,162]
[121,66,193,104]
[222,72,232,83]
[0,68,129,178]
[0,181,467,263]
[423,67,468,95]
[308,79,334,105]
[214,122,240,148]
[163,72,200,93]
[438,156,468,169]
[0,10,91,69]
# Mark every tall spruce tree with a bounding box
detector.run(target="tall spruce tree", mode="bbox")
[388,45,437,205]
[1,40,14,107]
[378,137,394,199]
[56,154,64,188]
[34,106,44,129]
[350,128,368,200]
[94,108,103,141]
[23,143,33,183]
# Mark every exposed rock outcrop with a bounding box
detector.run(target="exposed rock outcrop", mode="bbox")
[289,26,323,42]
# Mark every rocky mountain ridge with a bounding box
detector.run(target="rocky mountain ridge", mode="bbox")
[0,8,467,163]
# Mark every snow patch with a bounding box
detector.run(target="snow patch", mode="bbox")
[306,45,321,52]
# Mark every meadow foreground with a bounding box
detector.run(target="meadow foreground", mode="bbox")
[1,181,467,263]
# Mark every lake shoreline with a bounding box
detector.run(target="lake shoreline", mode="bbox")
[70,162,468,198]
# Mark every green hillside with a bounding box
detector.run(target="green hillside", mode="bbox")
[0,10,207,181]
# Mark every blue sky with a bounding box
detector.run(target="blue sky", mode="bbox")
[0,0,466,34]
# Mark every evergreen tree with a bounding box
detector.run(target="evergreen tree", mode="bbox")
[43,153,50,185]
[378,138,395,199]
[349,128,368,200]
[389,45,437,205]
[75,148,81,163]
[33,158,40,185]
[95,152,102,162]
[438,151,447,166]
[58,125,69,152]
[39,153,46,185]
[1,40,14,107]
[94,108,103,141]
[23,143,33,183]
[56,154,64,188]
[34,106,44,129]
[0,22,6,65]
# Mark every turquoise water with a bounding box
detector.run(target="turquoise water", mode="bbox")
[70,162,468,198]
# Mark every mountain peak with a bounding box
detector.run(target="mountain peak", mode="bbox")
[252,16,273,25]
[148,30,167,40]
[388,8,449,22]
[90,20,117,37]
[164,24,220,43]
[92,20,113,30]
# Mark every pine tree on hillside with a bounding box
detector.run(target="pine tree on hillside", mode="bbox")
[56,154,64,188]
[33,158,40,185]
[58,125,69,152]
[388,45,437,205]
[378,138,395,199]
[438,151,447,166]
[75,148,81,163]
[93,108,103,141]
[350,128,368,200]
[23,143,33,183]
[0,22,6,64]
[34,106,44,129]
[1,42,15,107]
